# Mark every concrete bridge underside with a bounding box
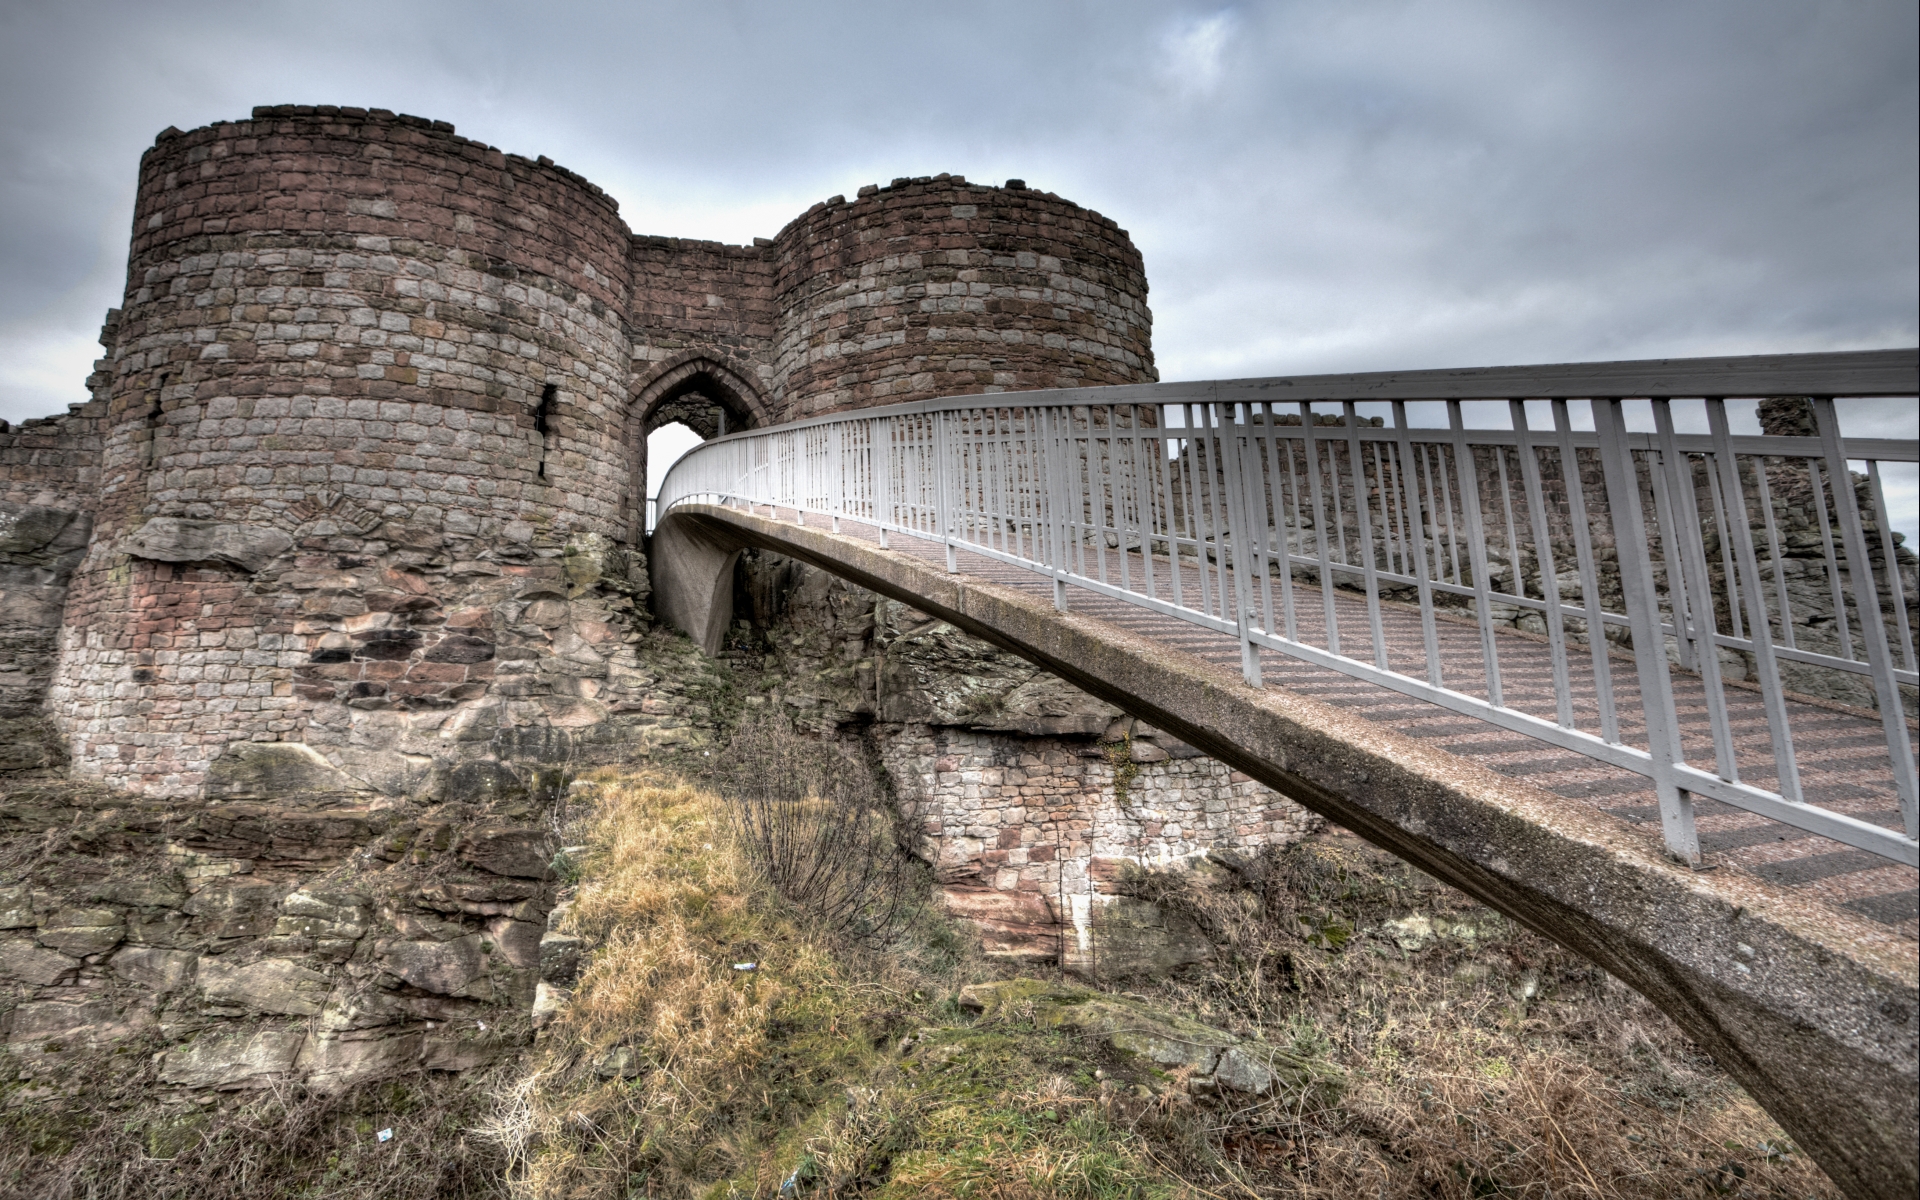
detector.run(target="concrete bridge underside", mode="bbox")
[655,501,1918,1200]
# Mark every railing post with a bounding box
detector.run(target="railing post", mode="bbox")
[1213,394,1263,687]
[877,416,891,549]
[830,422,842,534]
[1593,397,1700,865]
[1042,406,1068,611]
[935,411,958,572]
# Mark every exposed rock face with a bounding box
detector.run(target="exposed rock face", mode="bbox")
[0,500,90,774]
[0,768,584,1096]
[728,549,1322,974]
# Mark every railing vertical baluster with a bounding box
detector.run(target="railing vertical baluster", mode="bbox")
[1345,402,1390,671]
[1179,405,1209,618]
[1646,430,1697,673]
[1653,400,1740,782]
[1701,438,1744,641]
[1750,454,1795,652]
[1132,406,1159,603]
[1812,397,1918,834]
[1449,401,1505,708]
[1200,400,1234,622]
[877,416,891,548]
[1215,395,1263,685]
[936,411,957,572]
[1707,400,1803,805]
[1301,402,1339,653]
[1494,438,1525,604]
[1595,397,1700,864]
[1808,459,1855,660]
[1111,406,1133,596]
[1251,407,1277,641]
[1393,402,1443,687]
[1867,460,1918,673]
[1263,403,1299,645]
[1040,405,1067,611]
[1429,441,1463,588]
[1557,400,1619,744]
[1512,400,1574,727]
[830,423,842,532]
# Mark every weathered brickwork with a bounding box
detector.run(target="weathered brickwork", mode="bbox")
[876,723,1320,970]
[1,106,1154,796]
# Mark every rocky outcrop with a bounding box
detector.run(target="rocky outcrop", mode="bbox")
[0,500,90,774]
[0,767,580,1096]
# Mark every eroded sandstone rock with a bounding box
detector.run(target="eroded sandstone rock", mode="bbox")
[158,1028,306,1089]
[202,742,371,800]
[121,518,292,574]
[198,957,333,1016]
[377,935,487,996]
[0,940,77,986]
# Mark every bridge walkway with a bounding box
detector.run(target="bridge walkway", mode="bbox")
[755,505,1920,940]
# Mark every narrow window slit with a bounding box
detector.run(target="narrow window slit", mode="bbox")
[536,384,557,479]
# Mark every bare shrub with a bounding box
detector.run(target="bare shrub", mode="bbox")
[705,716,917,944]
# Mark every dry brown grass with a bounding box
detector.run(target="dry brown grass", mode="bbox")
[490,771,816,1195]
[1117,830,1843,1199]
[0,1061,509,1200]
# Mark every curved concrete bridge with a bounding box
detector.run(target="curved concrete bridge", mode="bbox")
[653,350,1919,1199]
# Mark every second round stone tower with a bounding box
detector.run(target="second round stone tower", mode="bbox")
[33,105,1156,796]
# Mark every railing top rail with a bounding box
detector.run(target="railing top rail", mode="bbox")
[684,349,1918,449]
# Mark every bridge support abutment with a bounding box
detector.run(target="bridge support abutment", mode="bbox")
[649,515,745,656]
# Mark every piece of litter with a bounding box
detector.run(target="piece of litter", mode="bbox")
[477,1021,487,1030]
[732,962,757,971]
[377,1128,393,1142]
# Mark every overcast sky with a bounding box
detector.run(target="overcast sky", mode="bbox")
[2,0,1914,435]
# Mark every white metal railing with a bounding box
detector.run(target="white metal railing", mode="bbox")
[659,351,1920,866]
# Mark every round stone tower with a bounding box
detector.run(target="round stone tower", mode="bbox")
[766,175,1155,418]
[51,107,638,794]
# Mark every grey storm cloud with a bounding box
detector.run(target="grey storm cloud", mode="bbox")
[1,0,1914,428]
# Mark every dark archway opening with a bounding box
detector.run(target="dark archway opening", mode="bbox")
[633,366,764,538]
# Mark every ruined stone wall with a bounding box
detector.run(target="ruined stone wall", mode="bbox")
[766,176,1155,418]
[876,722,1320,974]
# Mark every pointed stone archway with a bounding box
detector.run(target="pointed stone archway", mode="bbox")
[626,354,773,541]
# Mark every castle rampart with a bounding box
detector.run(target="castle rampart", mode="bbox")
[1,106,1156,796]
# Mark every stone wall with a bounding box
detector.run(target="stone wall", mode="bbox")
[0,762,573,1097]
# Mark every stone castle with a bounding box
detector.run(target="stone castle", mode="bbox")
[0,102,1314,1065]
[0,104,1155,796]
